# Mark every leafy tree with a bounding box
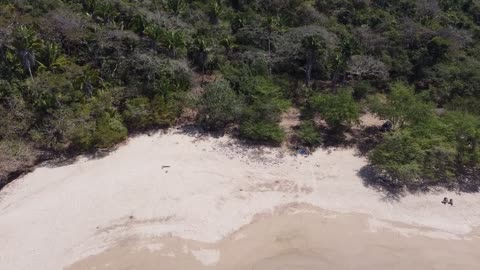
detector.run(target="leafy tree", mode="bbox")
[369,131,424,184]
[2,0,480,188]
[263,16,281,74]
[425,57,480,103]
[310,89,359,128]
[369,111,480,186]
[426,36,450,64]
[301,36,326,86]
[347,55,389,82]
[198,80,243,130]
[442,112,480,171]
[368,82,433,129]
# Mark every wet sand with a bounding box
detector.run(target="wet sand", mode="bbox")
[68,208,480,270]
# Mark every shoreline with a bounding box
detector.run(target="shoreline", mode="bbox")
[67,207,480,270]
[1,129,480,269]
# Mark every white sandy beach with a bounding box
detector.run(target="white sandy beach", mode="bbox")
[1,129,480,270]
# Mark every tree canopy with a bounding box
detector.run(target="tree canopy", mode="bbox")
[1,0,480,188]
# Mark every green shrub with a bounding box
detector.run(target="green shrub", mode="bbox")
[369,131,424,184]
[297,120,322,146]
[94,113,128,148]
[123,97,152,130]
[368,82,433,129]
[369,111,480,185]
[239,120,285,144]
[70,121,96,151]
[150,95,178,127]
[198,80,243,130]
[310,89,359,128]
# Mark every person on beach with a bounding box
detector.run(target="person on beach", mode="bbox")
[442,197,448,204]
[448,199,453,206]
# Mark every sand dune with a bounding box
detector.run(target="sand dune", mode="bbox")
[0,129,479,270]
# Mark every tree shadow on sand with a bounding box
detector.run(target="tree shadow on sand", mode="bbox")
[357,165,405,202]
[358,165,480,203]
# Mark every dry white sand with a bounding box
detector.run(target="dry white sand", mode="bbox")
[1,129,480,270]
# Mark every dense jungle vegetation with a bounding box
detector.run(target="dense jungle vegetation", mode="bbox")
[1,0,479,189]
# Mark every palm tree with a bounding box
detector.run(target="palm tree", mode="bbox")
[301,36,326,87]
[188,38,209,83]
[128,14,148,34]
[220,36,236,55]
[208,0,224,25]
[19,51,35,79]
[164,0,186,17]
[93,1,119,24]
[231,15,245,34]
[144,23,163,49]
[12,26,42,79]
[161,30,185,58]
[74,68,102,97]
[332,36,354,86]
[37,43,69,73]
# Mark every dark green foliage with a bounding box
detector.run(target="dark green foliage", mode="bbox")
[123,97,152,130]
[239,118,285,144]
[123,92,180,131]
[188,38,209,75]
[150,95,179,127]
[94,112,128,148]
[296,120,322,146]
[352,80,374,100]
[1,0,480,188]
[368,83,433,129]
[425,57,480,103]
[369,112,480,185]
[198,80,243,130]
[310,89,359,128]
[369,131,425,184]
[164,0,186,17]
